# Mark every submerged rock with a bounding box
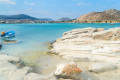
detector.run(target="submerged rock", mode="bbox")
[89,62,118,73]
[3,40,20,44]
[0,54,68,80]
[0,44,2,49]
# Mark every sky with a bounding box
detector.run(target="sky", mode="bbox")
[0,0,120,20]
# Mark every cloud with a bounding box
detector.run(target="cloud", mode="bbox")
[0,0,16,4]
[24,2,35,6]
[78,2,92,6]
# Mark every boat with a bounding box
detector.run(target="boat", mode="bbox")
[5,31,15,38]
[3,31,15,38]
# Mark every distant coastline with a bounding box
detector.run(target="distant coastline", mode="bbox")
[0,9,120,24]
[0,19,119,24]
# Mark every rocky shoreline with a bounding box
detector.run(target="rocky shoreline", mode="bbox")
[51,27,120,80]
[1,27,120,80]
[0,54,93,80]
[51,27,120,62]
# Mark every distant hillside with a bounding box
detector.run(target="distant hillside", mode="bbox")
[57,17,72,22]
[0,14,38,20]
[74,9,120,23]
[38,18,53,21]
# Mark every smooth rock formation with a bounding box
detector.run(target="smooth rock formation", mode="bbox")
[52,27,120,62]
[0,54,85,80]
[55,62,84,80]
[0,54,20,62]
[24,73,54,80]
[0,54,56,80]
[89,62,118,73]
[92,27,120,40]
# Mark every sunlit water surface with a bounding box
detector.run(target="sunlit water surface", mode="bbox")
[0,23,119,55]
[0,23,120,79]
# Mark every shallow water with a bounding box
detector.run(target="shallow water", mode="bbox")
[0,23,120,55]
[0,23,120,79]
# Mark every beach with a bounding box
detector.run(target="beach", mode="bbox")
[0,23,120,80]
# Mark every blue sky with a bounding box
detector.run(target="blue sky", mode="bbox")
[0,0,120,19]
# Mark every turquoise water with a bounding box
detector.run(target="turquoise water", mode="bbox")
[0,23,120,55]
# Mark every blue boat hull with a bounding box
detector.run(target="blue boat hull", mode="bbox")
[4,31,15,38]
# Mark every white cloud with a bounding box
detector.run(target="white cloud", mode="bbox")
[78,2,92,6]
[0,0,16,4]
[24,2,35,6]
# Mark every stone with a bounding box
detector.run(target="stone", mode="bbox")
[62,62,82,74]
[89,62,118,73]
[0,61,17,78]
[55,62,83,80]
[24,73,54,80]
[10,67,32,80]
[0,54,20,62]
[0,54,56,80]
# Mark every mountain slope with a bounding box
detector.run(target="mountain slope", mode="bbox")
[38,18,53,21]
[57,17,72,22]
[74,9,120,23]
[0,14,38,20]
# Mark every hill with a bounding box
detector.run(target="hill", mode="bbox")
[38,18,53,21]
[0,14,38,20]
[57,17,72,22]
[74,9,120,23]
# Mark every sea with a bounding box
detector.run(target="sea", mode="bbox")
[0,23,120,80]
[0,23,120,55]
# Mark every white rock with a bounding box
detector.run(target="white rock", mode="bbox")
[10,67,32,80]
[52,27,120,62]
[0,61,17,74]
[0,54,20,62]
[55,63,66,75]
[89,62,118,73]
[0,61,17,79]
[24,73,54,80]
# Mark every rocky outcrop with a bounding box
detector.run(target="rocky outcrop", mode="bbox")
[51,27,120,62]
[0,54,56,80]
[51,27,120,80]
[0,54,87,80]
[92,27,120,40]
[74,9,120,23]
[89,62,118,73]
